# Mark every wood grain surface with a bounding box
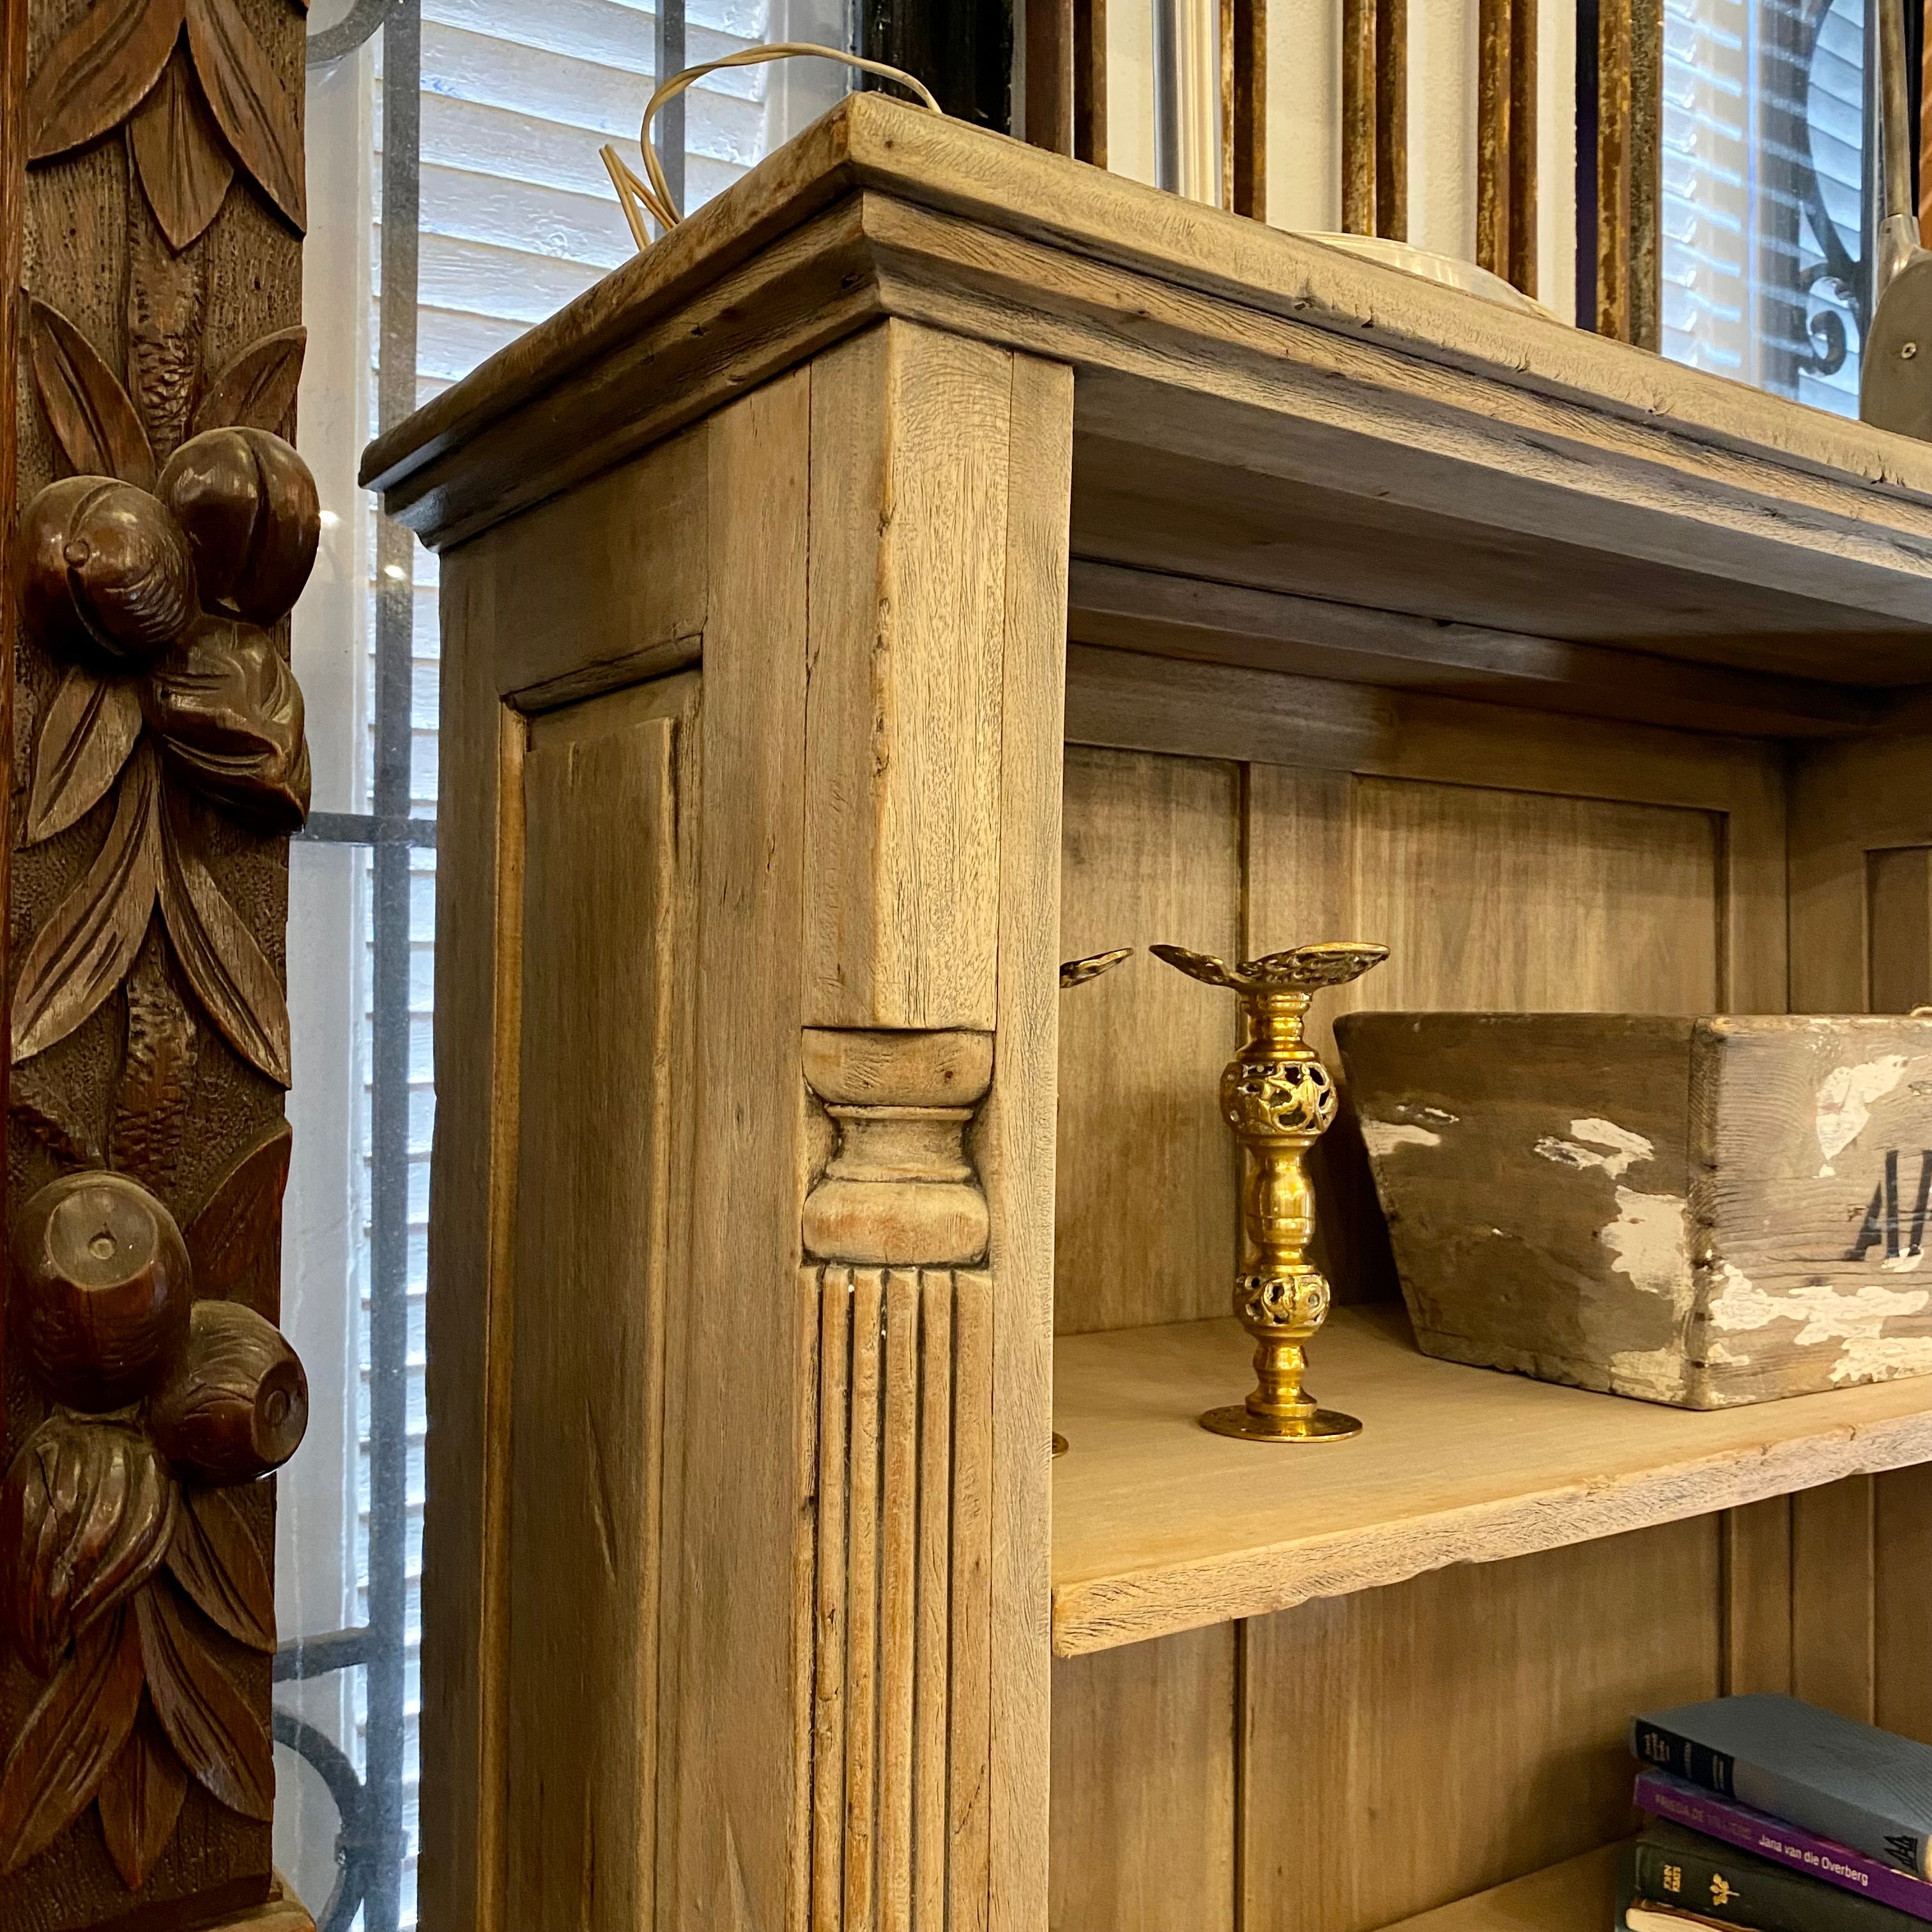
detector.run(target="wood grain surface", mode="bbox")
[360,100,1932,706]
[1049,1625,1236,1932]
[1243,1522,1715,1930]
[1049,1304,1932,1655]
[505,689,687,1932]
[1376,1844,1625,1932]
[1055,749,1239,1333]
[803,323,1007,1033]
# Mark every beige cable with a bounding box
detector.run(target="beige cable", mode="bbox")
[601,43,944,252]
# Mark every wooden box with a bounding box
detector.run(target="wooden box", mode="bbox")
[1334,1013,1932,1407]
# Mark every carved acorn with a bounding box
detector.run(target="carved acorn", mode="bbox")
[12,1173,194,1411]
[16,477,197,670]
[149,1302,309,1485]
[0,1416,176,1678]
[157,427,321,625]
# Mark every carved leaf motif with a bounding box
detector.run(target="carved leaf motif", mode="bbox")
[0,1418,178,1680]
[135,1579,275,1820]
[8,1067,106,1169]
[194,327,306,438]
[129,41,234,253]
[25,669,144,847]
[26,0,185,163]
[96,1705,189,1892]
[185,1118,291,1308]
[165,1489,275,1652]
[110,938,197,1192]
[155,787,293,1086]
[12,743,163,1066]
[30,300,157,489]
[184,0,306,232]
[0,1611,144,1876]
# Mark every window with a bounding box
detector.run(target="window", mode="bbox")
[276,4,844,1925]
[1660,0,1873,413]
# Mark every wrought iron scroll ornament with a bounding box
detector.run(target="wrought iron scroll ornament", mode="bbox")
[4,0,319,1899]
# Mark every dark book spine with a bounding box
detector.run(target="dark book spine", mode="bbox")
[1635,1721,1738,1796]
[1633,1834,1907,1932]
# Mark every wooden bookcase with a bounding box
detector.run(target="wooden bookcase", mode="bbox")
[363,96,1932,1932]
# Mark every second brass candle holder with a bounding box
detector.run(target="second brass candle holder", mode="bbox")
[1152,940,1389,1443]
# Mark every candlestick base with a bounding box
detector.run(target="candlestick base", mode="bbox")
[1199,1402,1362,1442]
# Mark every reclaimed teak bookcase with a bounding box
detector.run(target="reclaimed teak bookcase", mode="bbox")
[364,96,1932,1932]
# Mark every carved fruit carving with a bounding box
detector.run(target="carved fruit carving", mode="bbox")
[141,615,310,834]
[158,427,320,625]
[13,307,320,1086]
[0,1163,305,1878]
[12,1173,193,1411]
[149,1303,308,1485]
[16,477,196,671]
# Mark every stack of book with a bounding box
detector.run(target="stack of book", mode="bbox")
[1621,1694,1932,1931]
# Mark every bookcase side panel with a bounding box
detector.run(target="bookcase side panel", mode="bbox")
[423,427,713,1932]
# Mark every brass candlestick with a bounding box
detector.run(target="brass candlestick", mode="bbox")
[1053,948,1134,1458]
[1152,940,1389,1443]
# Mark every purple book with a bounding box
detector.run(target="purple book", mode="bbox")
[1638,1770,1932,1925]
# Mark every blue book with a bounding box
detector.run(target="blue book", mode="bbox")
[1634,1696,1932,1880]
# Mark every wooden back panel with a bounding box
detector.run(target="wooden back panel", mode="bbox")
[1055,651,1776,1335]
[1047,683,1932,1932]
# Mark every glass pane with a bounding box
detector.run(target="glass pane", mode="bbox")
[1661,0,1872,415]
[277,839,372,1931]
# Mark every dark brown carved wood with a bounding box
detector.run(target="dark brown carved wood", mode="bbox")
[6,0,314,1923]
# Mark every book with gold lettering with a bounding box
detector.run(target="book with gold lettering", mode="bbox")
[1636,1772,1932,1924]
[1623,1821,1922,1932]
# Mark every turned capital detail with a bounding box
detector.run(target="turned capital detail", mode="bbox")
[802,1029,992,1266]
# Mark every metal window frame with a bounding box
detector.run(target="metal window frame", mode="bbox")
[281,4,432,1929]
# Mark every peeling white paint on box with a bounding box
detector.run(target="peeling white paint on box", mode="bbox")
[1833,1335,1932,1383]
[1610,1346,1688,1402]
[1883,1251,1928,1275]
[1815,1054,1909,1177]
[1706,1261,1928,1343]
[1534,1117,1655,1179]
[1600,1188,1689,1301]
[1360,1119,1442,1158]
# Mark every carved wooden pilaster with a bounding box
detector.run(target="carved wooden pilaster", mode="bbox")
[4,0,314,1925]
[801,1029,996,1928]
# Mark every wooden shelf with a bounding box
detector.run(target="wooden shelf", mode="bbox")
[1050,1303,1932,1655]
[1384,1844,1625,1931]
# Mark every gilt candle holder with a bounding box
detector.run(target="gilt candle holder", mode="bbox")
[1053,948,1135,1457]
[1151,940,1389,1443]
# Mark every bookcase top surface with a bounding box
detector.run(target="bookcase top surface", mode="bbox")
[363,95,1932,698]
[1050,1305,1932,1657]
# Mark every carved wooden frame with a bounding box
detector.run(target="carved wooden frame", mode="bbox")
[3,0,317,1924]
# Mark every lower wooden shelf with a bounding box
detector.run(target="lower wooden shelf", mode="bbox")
[1049,1302,1932,1655]
[1387,1843,1625,1931]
